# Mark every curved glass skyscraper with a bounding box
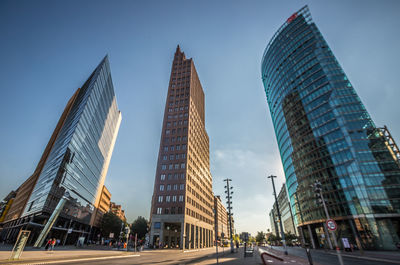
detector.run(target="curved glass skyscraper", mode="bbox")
[262,6,400,250]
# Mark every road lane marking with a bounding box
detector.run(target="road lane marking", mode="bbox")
[12,254,140,265]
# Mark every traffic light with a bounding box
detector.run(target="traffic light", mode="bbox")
[314,181,323,203]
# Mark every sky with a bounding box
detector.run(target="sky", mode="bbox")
[0,0,399,236]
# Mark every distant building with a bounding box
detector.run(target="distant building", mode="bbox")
[0,56,121,244]
[269,206,279,237]
[269,184,296,236]
[214,196,228,243]
[92,186,112,227]
[110,202,126,223]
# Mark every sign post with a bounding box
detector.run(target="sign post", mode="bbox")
[9,230,31,260]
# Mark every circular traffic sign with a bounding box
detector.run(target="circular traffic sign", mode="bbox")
[326,219,337,231]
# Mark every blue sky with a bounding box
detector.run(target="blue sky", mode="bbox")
[0,0,399,235]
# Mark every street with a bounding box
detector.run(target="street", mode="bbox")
[262,246,400,265]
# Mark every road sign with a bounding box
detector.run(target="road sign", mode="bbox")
[67,228,73,234]
[326,219,337,231]
[109,232,114,238]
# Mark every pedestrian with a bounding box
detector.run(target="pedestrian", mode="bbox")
[56,239,60,246]
[45,239,51,250]
[51,238,56,251]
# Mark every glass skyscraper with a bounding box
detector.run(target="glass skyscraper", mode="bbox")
[1,56,121,244]
[262,6,400,250]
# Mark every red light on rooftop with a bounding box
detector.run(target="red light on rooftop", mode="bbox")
[287,12,297,23]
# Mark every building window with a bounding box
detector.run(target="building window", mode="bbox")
[166,130,170,135]
[163,146,168,151]
[163,155,167,160]
[180,173,185,179]
[168,174,172,180]
[161,165,167,170]
[160,185,164,191]
[167,184,171,191]
[170,145,175,151]
[166,196,171,202]
[173,195,177,202]
[182,144,187,150]
[171,207,176,214]
[169,155,174,160]
[157,208,162,214]
[179,195,184,202]
[169,164,173,170]
[180,184,184,190]
[176,145,181,150]
[181,163,185,169]
[160,174,166,180]
[175,164,179,169]
[178,207,182,214]
[154,222,161,229]
[174,174,179,180]
[164,208,169,214]
[173,184,178,190]
[158,196,163,203]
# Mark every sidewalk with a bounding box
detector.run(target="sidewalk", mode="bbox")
[0,245,138,264]
[258,247,323,265]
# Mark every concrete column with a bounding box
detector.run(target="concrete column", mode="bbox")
[307,224,316,249]
[190,225,196,248]
[160,222,164,247]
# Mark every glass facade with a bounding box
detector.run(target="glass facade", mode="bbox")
[262,6,400,250]
[22,56,121,226]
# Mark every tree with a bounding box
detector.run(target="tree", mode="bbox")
[255,231,266,243]
[131,216,148,240]
[232,234,241,243]
[101,212,123,239]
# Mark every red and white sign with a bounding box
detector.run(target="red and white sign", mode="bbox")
[326,219,337,231]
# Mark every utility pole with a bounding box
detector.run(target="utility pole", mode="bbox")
[313,181,344,265]
[268,175,288,255]
[224,178,234,254]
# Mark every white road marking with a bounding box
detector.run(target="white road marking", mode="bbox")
[15,254,140,265]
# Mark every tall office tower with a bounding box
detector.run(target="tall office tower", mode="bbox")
[262,6,400,250]
[1,56,121,244]
[150,46,214,250]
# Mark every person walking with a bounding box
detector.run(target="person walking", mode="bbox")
[50,238,56,251]
[45,239,51,250]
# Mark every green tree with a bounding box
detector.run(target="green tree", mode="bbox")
[101,212,123,239]
[255,231,266,243]
[233,234,241,243]
[131,216,148,240]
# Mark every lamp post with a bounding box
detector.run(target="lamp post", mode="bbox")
[268,175,288,255]
[224,178,234,253]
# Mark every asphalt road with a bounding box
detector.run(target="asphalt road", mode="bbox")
[57,248,223,265]
[262,246,400,265]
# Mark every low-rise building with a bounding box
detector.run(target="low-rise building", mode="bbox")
[110,202,126,222]
[213,196,228,244]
